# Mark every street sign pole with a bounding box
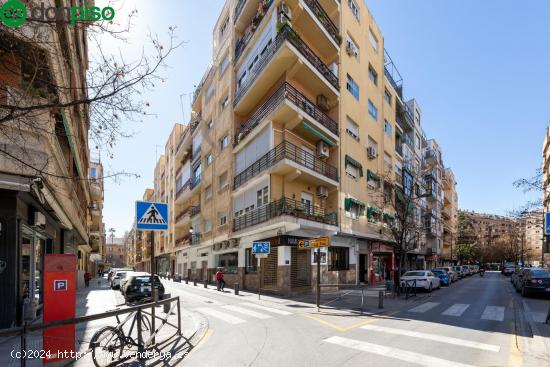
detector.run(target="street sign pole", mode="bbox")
[150,230,155,345]
[316,247,320,310]
[258,257,262,300]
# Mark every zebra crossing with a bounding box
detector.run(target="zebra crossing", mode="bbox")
[195,302,293,325]
[407,302,507,322]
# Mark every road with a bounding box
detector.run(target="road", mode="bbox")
[159,272,549,367]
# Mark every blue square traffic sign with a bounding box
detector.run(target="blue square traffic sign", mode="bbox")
[54,279,67,291]
[136,201,169,231]
[545,212,550,235]
[252,241,270,255]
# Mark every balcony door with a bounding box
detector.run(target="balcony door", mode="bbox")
[301,192,313,215]
[301,145,315,170]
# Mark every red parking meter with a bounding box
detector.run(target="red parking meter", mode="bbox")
[43,254,77,364]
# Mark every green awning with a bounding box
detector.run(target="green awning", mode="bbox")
[383,213,395,222]
[367,206,382,218]
[367,170,381,182]
[395,189,405,203]
[61,110,82,177]
[344,197,365,211]
[345,155,363,177]
[301,120,337,147]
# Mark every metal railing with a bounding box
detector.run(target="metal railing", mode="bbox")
[233,197,337,232]
[191,233,202,245]
[233,140,337,190]
[175,207,190,222]
[176,234,191,247]
[190,114,201,134]
[191,174,202,189]
[190,205,201,217]
[175,179,191,199]
[234,0,247,23]
[235,0,275,60]
[234,82,338,147]
[234,24,339,107]
[303,0,341,45]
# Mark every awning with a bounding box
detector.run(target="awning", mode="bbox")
[61,111,83,177]
[345,155,363,176]
[383,213,395,222]
[344,197,365,211]
[302,120,337,147]
[367,170,381,182]
[367,206,382,218]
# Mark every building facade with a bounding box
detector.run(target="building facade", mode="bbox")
[541,125,550,266]
[136,0,457,294]
[523,209,543,266]
[105,237,128,269]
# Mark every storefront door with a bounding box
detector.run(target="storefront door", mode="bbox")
[20,225,46,320]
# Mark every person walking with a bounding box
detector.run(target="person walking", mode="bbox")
[84,272,92,288]
[215,268,225,292]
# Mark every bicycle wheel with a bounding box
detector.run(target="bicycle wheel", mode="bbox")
[90,326,125,367]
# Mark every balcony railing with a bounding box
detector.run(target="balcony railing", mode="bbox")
[233,140,337,190]
[234,24,339,107]
[235,82,338,146]
[234,0,247,23]
[176,179,191,199]
[176,207,191,222]
[176,234,191,247]
[190,205,201,217]
[190,114,201,134]
[303,0,341,46]
[235,0,275,61]
[233,197,337,232]
[384,49,403,98]
[191,233,202,245]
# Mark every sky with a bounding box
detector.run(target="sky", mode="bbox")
[96,0,550,236]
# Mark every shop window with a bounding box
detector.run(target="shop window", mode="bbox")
[245,248,257,273]
[329,247,349,271]
[217,252,238,274]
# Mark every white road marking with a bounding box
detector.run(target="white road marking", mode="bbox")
[480,306,505,321]
[324,336,476,367]
[360,325,500,352]
[240,303,293,316]
[408,302,440,313]
[195,307,246,324]
[165,285,224,305]
[222,305,272,319]
[529,312,547,323]
[442,303,470,317]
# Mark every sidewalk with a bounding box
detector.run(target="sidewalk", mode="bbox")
[0,276,208,367]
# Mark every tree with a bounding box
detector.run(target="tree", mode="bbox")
[456,243,479,264]
[108,227,115,244]
[0,6,182,180]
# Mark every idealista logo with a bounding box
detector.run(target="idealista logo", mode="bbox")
[0,0,115,29]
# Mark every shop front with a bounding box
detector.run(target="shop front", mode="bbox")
[155,254,171,276]
[369,242,395,285]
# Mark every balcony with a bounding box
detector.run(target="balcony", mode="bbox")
[300,0,341,47]
[384,49,403,99]
[191,173,202,190]
[235,0,275,61]
[233,197,337,232]
[234,24,339,114]
[190,205,201,218]
[191,233,202,246]
[234,82,338,148]
[233,140,338,191]
[175,126,192,160]
[396,100,414,132]
[175,179,191,203]
[190,114,201,135]
[175,234,191,248]
[175,206,191,227]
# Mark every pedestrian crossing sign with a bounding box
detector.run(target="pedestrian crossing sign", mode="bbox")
[136,201,169,231]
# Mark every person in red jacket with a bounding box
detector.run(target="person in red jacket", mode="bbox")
[215,268,225,291]
[84,272,92,288]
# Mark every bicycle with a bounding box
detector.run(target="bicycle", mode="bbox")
[90,298,153,367]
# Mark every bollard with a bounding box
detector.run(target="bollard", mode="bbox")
[193,279,197,286]
[378,290,384,309]
[185,277,189,285]
[163,293,171,313]
[234,283,240,295]
[204,279,208,288]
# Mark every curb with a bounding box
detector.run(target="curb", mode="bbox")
[185,309,210,349]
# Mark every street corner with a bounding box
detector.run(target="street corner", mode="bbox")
[301,306,398,332]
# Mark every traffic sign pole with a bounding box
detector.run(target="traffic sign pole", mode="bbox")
[150,230,156,345]
[316,247,320,310]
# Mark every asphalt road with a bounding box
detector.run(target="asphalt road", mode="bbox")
[161,272,549,367]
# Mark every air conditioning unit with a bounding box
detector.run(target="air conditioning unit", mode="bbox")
[329,62,338,77]
[345,45,354,56]
[316,94,329,112]
[316,186,328,198]
[33,212,46,228]
[317,140,329,158]
[367,146,378,159]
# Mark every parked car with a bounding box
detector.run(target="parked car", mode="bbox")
[431,269,451,286]
[400,271,441,292]
[511,267,525,289]
[462,265,471,276]
[120,271,149,295]
[453,266,465,279]
[471,265,480,274]
[502,262,516,274]
[111,270,133,289]
[436,267,457,282]
[124,274,165,303]
[520,268,550,297]
[503,266,515,276]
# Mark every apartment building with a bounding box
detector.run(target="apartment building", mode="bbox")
[442,168,458,264]
[105,237,128,268]
[459,210,522,247]
[135,188,155,272]
[523,209,543,266]
[88,159,106,275]
[138,0,456,294]
[541,125,550,266]
[0,2,94,326]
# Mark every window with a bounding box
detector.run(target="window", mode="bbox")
[384,152,392,170]
[219,172,228,188]
[346,74,359,100]
[219,16,229,37]
[207,120,214,129]
[204,219,212,232]
[245,248,258,273]
[368,136,378,152]
[89,167,97,179]
[345,36,359,59]
[329,247,349,271]
[256,186,268,207]
[348,0,360,21]
[345,116,359,140]
[345,199,363,219]
[368,100,378,121]
[368,65,378,85]
[415,133,421,149]
[384,120,393,137]
[218,211,227,226]
[206,84,214,100]
[384,89,392,105]
[403,170,413,197]
[220,54,229,76]
[206,153,213,166]
[369,29,378,51]
[205,185,213,200]
[220,135,229,150]
[221,95,229,110]
[345,162,359,179]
